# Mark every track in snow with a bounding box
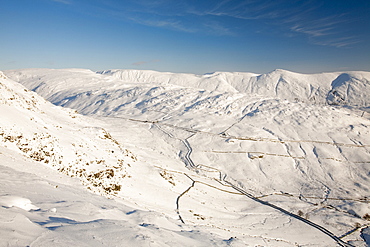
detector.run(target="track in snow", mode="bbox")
[143,118,356,247]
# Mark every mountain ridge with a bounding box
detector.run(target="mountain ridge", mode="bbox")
[6,68,370,108]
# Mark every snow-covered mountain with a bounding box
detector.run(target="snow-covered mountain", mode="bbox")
[6,68,370,110]
[97,68,370,107]
[1,68,370,246]
[0,71,137,197]
[0,71,235,246]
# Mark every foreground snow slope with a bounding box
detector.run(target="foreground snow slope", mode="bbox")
[0,72,241,246]
[0,71,139,197]
[2,68,370,246]
[0,147,231,247]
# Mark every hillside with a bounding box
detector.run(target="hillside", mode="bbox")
[6,68,370,109]
[98,69,370,106]
[2,68,370,246]
[0,71,138,197]
[1,72,242,246]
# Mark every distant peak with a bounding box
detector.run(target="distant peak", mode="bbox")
[269,69,290,74]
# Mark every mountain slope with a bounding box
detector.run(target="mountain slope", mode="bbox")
[2,68,370,246]
[0,71,138,197]
[327,72,370,107]
[98,68,370,106]
[6,68,370,109]
[1,72,251,246]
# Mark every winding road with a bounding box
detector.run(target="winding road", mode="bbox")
[153,120,355,247]
[125,117,360,246]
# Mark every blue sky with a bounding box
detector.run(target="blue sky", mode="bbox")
[1,0,369,74]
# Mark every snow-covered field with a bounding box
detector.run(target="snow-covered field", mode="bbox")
[1,68,370,246]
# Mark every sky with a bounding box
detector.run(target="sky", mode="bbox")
[1,0,370,74]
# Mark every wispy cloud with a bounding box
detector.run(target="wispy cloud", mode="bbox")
[203,0,290,20]
[51,0,72,5]
[310,36,360,48]
[290,20,338,38]
[286,13,359,48]
[85,1,197,33]
[127,16,197,33]
[198,0,360,48]
[123,2,234,36]
[83,0,362,47]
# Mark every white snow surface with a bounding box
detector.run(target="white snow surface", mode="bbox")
[1,68,370,246]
